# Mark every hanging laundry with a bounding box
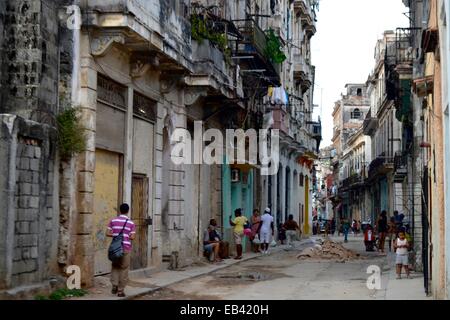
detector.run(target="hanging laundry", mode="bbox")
[271,87,288,105]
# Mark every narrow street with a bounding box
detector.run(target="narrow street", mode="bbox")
[2,0,450,302]
[134,237,426,300]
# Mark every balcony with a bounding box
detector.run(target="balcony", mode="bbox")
[363,115,378,136]
[393,152,408,182]
[268,13,286,42]
[272,106,289,135]
[294,0,308,16]
[368,155,394,179]
[86,0,192,72]
[293,0,317,38]
[185,39,243,101]
[234,19,281,86]
[293,54,312,92]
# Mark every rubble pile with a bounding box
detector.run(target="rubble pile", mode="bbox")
[297,240,360,261]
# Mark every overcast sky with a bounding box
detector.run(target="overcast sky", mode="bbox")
[311,0,409,147]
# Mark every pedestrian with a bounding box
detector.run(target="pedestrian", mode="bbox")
[393,210,405,230]
[338,218,344,236]
[376,210,388,253]
[250,209,262,253]
[364,224,375,251]
[387,216,397,252]
[330,218,336,235]
[258,208,274,255]
[278,222,286,244]
[283,215,300,247]
[352,219,357,236]
[229,208,248,260]
[394,231,411,279]
[106,203,136,297]
[342,218,350,243]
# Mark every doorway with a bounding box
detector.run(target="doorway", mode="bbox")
[131,174,149,270]
[93,148,122,275]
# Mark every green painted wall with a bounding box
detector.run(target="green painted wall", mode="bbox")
[221,162,254,250]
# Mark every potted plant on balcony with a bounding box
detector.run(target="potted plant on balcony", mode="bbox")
[190,13,230,60]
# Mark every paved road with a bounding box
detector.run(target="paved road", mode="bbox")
[137,237,408,300]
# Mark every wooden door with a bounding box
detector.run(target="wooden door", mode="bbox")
[93,149,122,275]
[131,175,149,270]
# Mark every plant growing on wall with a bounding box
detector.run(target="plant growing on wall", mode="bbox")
[190,13,229,54]
[57,107,86,160]
[265,29,287,64]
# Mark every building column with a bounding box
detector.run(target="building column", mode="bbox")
[73,51,97,287]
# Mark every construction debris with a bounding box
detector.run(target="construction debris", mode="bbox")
[297,240,360,262]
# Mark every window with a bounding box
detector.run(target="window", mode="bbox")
[133,92,157,123]
[351,108,361,119]
[299,173,304,187]
[357,88,362,96]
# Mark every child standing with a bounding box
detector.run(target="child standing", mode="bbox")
[394,231,411,279]
[364,224,375,252]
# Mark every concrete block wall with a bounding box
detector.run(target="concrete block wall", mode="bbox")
[0,115,58,290]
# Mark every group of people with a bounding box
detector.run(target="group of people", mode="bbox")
[364,210,411,279]
[204,207,301,262]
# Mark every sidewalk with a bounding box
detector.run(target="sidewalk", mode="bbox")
[327,235,430,300]
[77,240,313,300]
[383,252,431,300]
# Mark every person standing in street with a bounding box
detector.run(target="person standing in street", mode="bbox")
[229,208,248,260]
[376,210,388,253]
[342,218,350,243]
[330,218,336,236]
[387,216,397,252]
[283,215,300,247]
[106,203,136,297]
[258,208,274,254]
[394,231,411,279]
[250,209,262,253]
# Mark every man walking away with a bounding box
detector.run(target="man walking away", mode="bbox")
[283,215,300,248]
[106,203,136,297]
[258,208,274,254]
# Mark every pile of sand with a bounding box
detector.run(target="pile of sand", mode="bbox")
[297,240,360,261]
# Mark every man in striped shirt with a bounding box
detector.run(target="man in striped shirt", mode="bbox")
[106,203,136,297]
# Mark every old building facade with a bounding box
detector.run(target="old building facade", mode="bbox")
[331,84,370,221]
[0,0,321,295]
